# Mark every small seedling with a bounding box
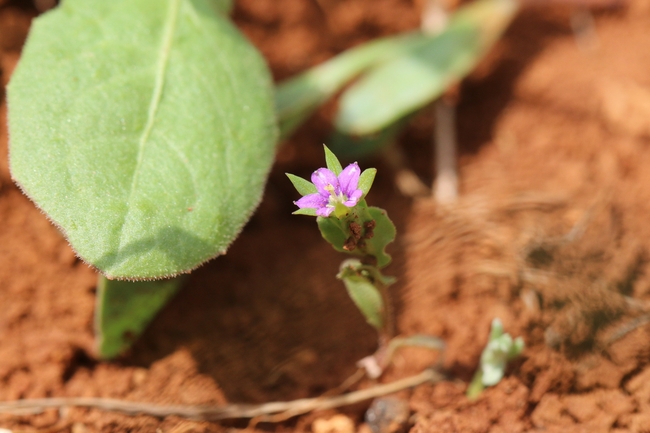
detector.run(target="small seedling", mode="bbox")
[288,146,394,337]
[289,146,444,377]
[467,318,524,399]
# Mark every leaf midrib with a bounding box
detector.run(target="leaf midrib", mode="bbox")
[117,0,181,253]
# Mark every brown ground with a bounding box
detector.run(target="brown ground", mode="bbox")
[2,0,650,432]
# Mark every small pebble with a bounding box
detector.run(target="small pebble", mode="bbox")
[312,414,355,433]
[365,396,410,433]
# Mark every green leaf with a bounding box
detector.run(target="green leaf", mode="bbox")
[323,145,343,175]
[337,260,384,330]
[318,215,349,253]
[95,275,184,359]
[489,317,505,340]
[275,31,431,138]
[286,173,317,196]
[468,317,525,398]
[365,206,396,268]
[510,337,525,359]
[317,202,395,268]
[358,168,377,197]
[8,0,277,279]
[335,0,518,135]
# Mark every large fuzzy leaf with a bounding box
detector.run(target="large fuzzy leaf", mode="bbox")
[210,0,233,14]
[8,0,277,279]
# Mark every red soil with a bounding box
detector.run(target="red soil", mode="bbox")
[1,0,650,431]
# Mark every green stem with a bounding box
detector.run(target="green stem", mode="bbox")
[466,369,485,400]
[377,276,395,341]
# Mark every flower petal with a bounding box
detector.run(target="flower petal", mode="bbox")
[311,168,338,196]
[343,189,363,207]
[295,193,327,210]
[338,163,361,197]
[316,206,335,217]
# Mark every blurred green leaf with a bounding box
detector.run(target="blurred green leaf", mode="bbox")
[8,0,277,279]
[95,275,183,359]
[336,0,518,135]
[468,318,525,399]
[329,116,409,160]
[275,32,431,138]
[489,316,505,340]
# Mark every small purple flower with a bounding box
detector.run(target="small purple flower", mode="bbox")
[295,163,364,217]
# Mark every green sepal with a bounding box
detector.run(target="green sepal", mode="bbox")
[358,168,377,197]
[324,145,343,175]
[293,207,317,217]
[286,173,317,196]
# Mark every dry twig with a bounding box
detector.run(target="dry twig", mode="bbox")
[0,369,444,422]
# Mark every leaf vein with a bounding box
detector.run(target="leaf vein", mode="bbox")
[117,0,181,251]
[161,136,199,203]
